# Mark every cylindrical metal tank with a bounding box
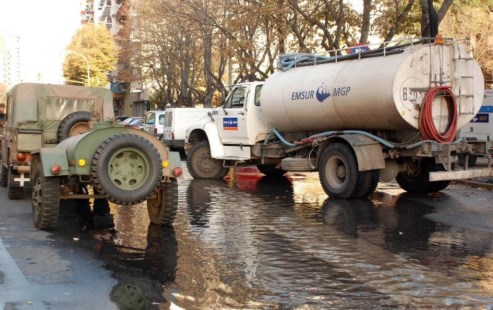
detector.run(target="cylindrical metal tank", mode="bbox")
[260,42,484,132]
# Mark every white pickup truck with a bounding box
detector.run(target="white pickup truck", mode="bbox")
[161,108,211,152]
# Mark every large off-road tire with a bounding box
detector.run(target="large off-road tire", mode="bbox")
[7,169,23,200]
[319,143,361,198]
[257,164,286,176]
[31,158,60,230]
[187,141,228,179]
[147,178,178,226]
[396,159,450,193]
[57,111,92,142]
[0,163,7,187]
[91,133,162,205]
[354,169,380,198]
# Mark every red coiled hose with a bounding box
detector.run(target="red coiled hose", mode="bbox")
[419,86,458,143]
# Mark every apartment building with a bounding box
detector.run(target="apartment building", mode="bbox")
[0,34,22,87]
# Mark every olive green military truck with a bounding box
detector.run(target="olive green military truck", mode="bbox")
[0,83,182,230]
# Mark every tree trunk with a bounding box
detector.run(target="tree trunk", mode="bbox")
[360,0,372,44]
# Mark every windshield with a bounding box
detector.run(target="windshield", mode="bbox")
[145,112,155,124]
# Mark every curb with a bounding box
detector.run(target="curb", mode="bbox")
[452,179,493,191]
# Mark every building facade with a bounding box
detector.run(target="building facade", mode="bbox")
[0,34,23,87]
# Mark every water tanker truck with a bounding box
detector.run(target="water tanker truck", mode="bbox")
[185,38,493,198]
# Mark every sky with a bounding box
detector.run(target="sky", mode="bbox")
[0,0,82,83]
[0,0,362,85]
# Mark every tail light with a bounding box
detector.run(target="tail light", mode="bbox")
[50,164,61,175]
[17,152,27,162]
[172,167,183,177]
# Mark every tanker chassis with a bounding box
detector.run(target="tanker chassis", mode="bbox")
[185,38,493,198]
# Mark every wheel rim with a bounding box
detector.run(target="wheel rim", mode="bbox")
[325,155,347,189]
[69,122,90,137]
[148,187,163,217]
[196,148,220,174]
[107,147,150,191]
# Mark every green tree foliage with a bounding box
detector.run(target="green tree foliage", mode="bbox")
[63,23,118,87]
[130,0,492,106]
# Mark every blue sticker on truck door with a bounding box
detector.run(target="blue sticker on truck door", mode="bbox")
[223,117,238,130]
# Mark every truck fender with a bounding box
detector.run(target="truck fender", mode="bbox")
[195,122,225,158]
[38,148,70,177]
[318,134,385,171]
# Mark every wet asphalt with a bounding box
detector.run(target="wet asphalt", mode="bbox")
[0,164,492,309]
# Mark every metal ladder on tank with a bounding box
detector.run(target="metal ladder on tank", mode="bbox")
[453,43,477,117]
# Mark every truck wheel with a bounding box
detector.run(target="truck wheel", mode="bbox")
[91,133,162,205]
[354,169,380,198]
[187,141,228,179]
[57,111,92,142]
[7,169,23,200]
[31,159,60,230]
[319,143,360,198]
[257,164,286,176]
[457,154,477,167]
[147,178,178,226]
[396,159,450,193]
[0,163,7,187]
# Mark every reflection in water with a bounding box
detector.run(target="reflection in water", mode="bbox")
[94,224,177,309]
[322,198,379,237]
[89,168,493,309]
[186,179,229,228]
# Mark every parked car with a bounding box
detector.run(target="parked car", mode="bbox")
[121,117,144,129]
[143,110,166,138]
[115,115,129,123]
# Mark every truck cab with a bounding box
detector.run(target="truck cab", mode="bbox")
[186,82,271,163]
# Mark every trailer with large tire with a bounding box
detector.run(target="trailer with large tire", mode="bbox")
[0,83,115,199]
[31,123,183,230]
[0,83,183,230]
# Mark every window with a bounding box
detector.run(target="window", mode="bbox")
[164,111,172,127]
[224,87,246,109]
[254,85,262,106]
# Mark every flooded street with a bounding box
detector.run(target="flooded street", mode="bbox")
[99,168,493,309]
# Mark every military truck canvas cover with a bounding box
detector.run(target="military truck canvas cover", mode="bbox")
[8,83,114,144]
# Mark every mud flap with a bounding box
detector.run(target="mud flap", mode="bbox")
[9,170,31,188]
